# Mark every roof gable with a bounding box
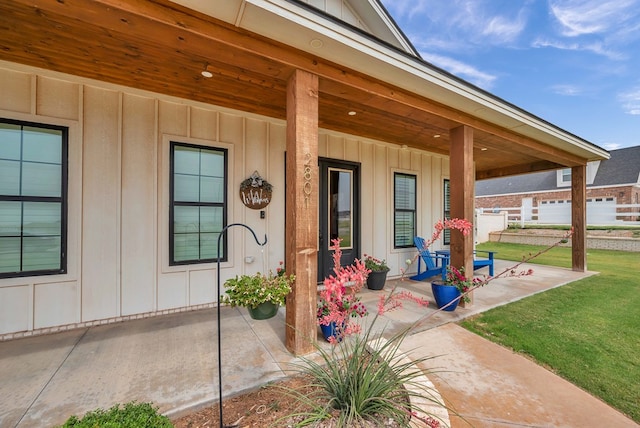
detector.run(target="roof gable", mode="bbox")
[294,0,418,55]
[592,146,640,186]
[476,145,640,196]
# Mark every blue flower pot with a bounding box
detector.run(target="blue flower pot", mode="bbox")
[431,282,461,311]
[319,322,344,342]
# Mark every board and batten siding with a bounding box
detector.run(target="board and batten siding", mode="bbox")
[0,63,448,337]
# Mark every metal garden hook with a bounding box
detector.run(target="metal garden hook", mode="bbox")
[216,223,267,427]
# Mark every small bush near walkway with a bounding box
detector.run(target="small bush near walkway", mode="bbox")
[59,402,172,428]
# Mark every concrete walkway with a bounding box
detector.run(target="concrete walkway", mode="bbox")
[0,261,637,427]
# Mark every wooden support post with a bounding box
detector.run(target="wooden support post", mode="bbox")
[285,69,319,355]
[450,126,475,305]
[571,165,587,272]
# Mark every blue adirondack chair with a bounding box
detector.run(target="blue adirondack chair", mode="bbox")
[409,236,448,281]
[434,249,496,277]
[472,250,496,276]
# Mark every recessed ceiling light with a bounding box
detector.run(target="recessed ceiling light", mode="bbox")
[433,134,441,138]
[201,63,213,78]
[310,39,324,49]
[481,147,488,151]
[348,111,357,116]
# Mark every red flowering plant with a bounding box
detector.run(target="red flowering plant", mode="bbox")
[275,260,286,277]
[363,254,389,272]
[317,238,369,342]
[443,265,484,303]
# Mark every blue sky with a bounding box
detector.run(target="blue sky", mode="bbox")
[380,0,640,151]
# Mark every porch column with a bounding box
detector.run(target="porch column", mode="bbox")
[450,126,475,304]
[285,69,319,355]
[571,165,587,271]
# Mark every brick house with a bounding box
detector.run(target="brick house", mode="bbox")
[476,146,640,224]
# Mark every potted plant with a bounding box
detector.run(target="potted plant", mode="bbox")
[363,254,390,290]
[222,267,294,320]
[431,265,479,311]
[317,239,369,342]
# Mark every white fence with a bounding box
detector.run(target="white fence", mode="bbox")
[478,203,640,227]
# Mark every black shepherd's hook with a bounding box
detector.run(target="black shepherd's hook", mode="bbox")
[216,223,267,428]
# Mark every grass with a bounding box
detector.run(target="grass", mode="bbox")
[463,242,640,423]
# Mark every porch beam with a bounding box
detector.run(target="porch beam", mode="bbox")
[571,165,587,271]
[475,160,565,180]
[449,125,475,304]
[285,69,319,355]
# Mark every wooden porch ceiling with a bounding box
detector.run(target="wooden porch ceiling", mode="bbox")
[0,0,586,179]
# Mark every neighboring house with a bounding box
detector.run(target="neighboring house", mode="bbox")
[0,0,607,353]
[476,146,640,224]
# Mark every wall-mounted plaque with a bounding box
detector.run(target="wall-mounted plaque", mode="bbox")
[239,171,272,209]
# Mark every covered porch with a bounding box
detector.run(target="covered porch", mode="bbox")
[0,262,604,427]
[0,0,608,354]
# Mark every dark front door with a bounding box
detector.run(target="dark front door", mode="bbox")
[318,158,360,282]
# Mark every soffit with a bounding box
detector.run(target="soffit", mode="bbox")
[0,0,607,179]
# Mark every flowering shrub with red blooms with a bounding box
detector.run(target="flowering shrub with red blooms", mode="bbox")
[276,260,286,277]
[443,265,484,303]
[317,239,369,341]
[363,254,389,271]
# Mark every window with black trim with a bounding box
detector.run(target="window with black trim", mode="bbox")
[170,142,227,265]
[393,172,416,248]
[443,179,451,245]
[0,119,68,278]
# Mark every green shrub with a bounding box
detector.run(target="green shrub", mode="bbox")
[59,402,172,428]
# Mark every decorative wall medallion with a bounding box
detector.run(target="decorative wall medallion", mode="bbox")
[240,171,272,209]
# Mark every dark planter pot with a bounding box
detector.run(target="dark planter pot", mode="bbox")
[366,269,390,290]
[319,321,344,342]
[247,301,279,320]
[431,282,461,312]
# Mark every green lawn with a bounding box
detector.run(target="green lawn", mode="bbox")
[463,242,640,423]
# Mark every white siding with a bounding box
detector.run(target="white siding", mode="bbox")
[0,63,448,337]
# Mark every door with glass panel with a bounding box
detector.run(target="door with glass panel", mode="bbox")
[318,159,360,282]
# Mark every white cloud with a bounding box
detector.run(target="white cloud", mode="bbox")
[420,52,497,89]
[618,88,640,115]
[382,0,430,20]
[549,0,640,37]
[603,143,622,150]
[531,38,624,60]
[385,0,528,48]
[551,84,583,96]
[482,14,527,42]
